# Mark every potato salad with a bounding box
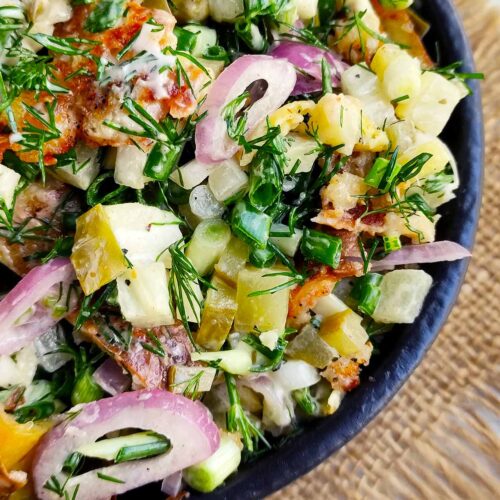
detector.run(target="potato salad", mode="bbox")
[0,0,481,497]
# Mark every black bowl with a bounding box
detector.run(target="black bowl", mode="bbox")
[191,1,483,498]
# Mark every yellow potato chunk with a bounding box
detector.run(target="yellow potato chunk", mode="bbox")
[269,100,316,136]
[309,93,363,155]
[234,266,290,333]
[319,310,369,358]
[71,204,128,296]
[196,276,238,351]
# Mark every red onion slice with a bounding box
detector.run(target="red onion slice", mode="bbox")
[367,241,471,272]
[32,390,220,500]
[0,258,76,356]
[195,55,296,164]
[93,359,131,396]
[270,41,348,96]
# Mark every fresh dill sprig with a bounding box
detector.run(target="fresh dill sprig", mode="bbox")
[425,61,484,95]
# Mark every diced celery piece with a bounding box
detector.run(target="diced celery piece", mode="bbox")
[234,266,290,333]
[168,365,216,394]
[53,143,100,190]
[77,432,163,461]
[287,324,338,368]
[184,24,217,57]
[208,159,248,202]
[214,237,249,285]
[0,163,20,209]
[283,133,319,174]
[312,294,349,318]
[184,433,242,493]
[103,203,182,268]
[114,145,151,189]
[191,349,252,375]
[319,310,369,357]
[186,219,231,276]
[196,276,237,351]
[116,263,174,328]
[71,204,128,295]
[372,269,432,324]
[270,223,303,257]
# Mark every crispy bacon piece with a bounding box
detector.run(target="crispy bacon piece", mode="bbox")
[321,358,362,393]
[0,178,79,276]
[71,312,194,390]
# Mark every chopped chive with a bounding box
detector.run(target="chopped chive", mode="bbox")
[231,200,272,250]
[114,433,171,463]
[301,228,342,268]
[391,95,410,105]
[97,472,126,484]
[383,235,402,253]
[350,273,383,316]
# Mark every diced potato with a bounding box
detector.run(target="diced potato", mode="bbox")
[103,203,182,268]
[168,365,216,394]
[214,237,249,285]
[269,100,316,136]
[186,219,231,276]
[71,204,128,295]
[356,113,389,152]
[191,349,252,375]
[270,223,303,257]
[170,158,212,190]
[312,294,349,318]
[208,159,248,202]
[0,346,37,389]
[382,51,422,103]
[196,276,238,351]
[114,145,151,190]
[53,143,100,190]
[319,310,369,357]
[371,43,405,77]
[283,133,319,174]
[234,266,290,333]
[208,0,242,22]
[173,0,209,22]
[116,263,174,328]
[384,211,436,244]
[309,94,363,156]
[396,72,463,136]
[322,171,369,211]
[0,163,21,209]
[286,324,338,369]
[386,119,417,152]
[372,269,433,324]
[296,0,318,20]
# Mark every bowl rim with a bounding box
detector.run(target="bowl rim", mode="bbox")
[191,1,484,498]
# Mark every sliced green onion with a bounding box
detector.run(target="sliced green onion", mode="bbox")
[301,228,342,268]
[71,369,104,406]
[364,148,401,192]
[292,387,319,416]
[143,142,181,181]
[173,26,198,52]
[202,45,229,63]
[249,155,283,211]
[249,246,277,268]
[231,200,272,250]
[184,434,242,493]
[115,433,171,463]
[364,157,389,188]
[383,235,402,253]
[350,273,383,316]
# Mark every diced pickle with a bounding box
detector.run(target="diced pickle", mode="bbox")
[196,276,237,351]
[286,324,338,369]
[319,310,369,357]
[234,266,290,333]
[214,237,249,285]
[71,204,128,295]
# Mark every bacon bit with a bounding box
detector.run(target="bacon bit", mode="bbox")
[321,358,362,392]
[68,311,195,390]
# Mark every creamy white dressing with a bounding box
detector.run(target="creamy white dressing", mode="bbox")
[101,20,176,100]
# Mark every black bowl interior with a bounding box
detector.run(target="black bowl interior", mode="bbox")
[0,0,482,498]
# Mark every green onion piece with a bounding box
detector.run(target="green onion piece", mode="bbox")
[292,387,319,416]
[86,172,129,206]
[115,432,171,463]
[71,368,104,406]
[173,26,198,52]
[248,155,283,211]
[379,0,414,11]
[62,452,82,476]
[364,157,389,188]
[301,228,342,268]
[184,434,242,493]
[143,142,181,181]
[202,45,229,63]
[231,200,272,250]
[321,58,333,95]
[249,246,277,268]
[383,235,402,253]
[350,273,383,316]
[84,0,126,33]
